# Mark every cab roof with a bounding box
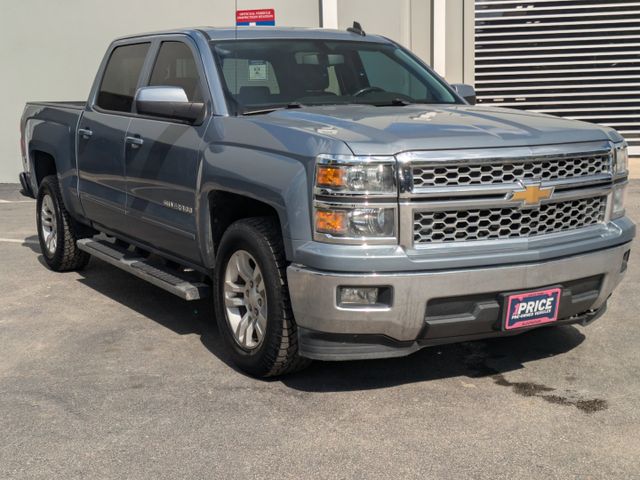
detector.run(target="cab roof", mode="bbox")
[116,26,391,44]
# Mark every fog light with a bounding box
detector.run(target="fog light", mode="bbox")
[338,286,393,308]
[339,287,379,305]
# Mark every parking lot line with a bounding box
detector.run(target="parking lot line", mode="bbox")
[0,238,38,244]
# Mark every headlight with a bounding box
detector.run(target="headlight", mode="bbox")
[313,155,398,244]
[611,183,627,220]
[315,155,396,196]
[613,144,628,177]
[314,203,397,243]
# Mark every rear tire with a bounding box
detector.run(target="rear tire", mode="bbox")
[36,175,90,272]
[213,217,310,377]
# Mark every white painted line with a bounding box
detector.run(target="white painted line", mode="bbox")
[0,238,39,245]
[0,199,34,204]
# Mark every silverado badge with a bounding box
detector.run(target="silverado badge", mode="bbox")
[509,182,554,208]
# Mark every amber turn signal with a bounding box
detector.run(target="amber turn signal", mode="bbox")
[315,209,347,235]
[316,166,345,188]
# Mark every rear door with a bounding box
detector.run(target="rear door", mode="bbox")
[77,42,151,231]
[122,39,210,263]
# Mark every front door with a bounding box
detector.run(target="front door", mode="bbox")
[77,42,151,233]
[123,40,209,263]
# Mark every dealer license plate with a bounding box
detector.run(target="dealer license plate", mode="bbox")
[503,287,562,330]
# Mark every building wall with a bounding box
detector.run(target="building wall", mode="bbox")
[337,0,428,64]
[474,0,639,156]
[0,0,471,182]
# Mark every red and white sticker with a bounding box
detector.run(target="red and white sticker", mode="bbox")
[236,9,276,26]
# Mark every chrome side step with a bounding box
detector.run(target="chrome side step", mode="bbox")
[77,238,209,301]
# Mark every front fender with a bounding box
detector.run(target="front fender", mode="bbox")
[197,144,311,267]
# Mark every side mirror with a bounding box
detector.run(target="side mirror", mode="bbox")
[452,83,476,105]
[135,86,205,123]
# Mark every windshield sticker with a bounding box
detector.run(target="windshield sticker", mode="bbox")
[249,61,268,81]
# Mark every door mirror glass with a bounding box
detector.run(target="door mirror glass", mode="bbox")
[452,83,476,105]
[135,86,204,123]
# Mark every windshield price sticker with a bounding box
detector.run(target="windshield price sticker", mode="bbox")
[249,60,268,81]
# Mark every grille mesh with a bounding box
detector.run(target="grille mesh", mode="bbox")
[412,154,611,188]
[413,197,606,244]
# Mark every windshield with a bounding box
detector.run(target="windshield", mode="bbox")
[211,39,461,114]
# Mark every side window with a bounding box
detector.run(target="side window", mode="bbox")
[358,51,427,99]
[149,42,204,102]
[96,43,150,112]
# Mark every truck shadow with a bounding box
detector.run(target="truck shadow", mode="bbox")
[22,235,41,254]
[281,327,584,393]
[67,255,585,392]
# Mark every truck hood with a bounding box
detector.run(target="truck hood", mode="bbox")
[258,104,619,155]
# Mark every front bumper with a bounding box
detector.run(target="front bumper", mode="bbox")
[287,242,632,361]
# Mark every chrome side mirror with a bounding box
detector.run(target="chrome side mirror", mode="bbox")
[135,86,205,123]
[452,83,476,105]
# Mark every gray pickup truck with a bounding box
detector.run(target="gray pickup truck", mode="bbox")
[19,26,634,377]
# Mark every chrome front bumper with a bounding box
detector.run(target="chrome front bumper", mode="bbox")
[287,242,632,360]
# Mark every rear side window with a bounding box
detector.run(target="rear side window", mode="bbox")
[96,43,150,112]
[149,42,204,102]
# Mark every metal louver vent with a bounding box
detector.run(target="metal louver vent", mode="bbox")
[475,0,640,155]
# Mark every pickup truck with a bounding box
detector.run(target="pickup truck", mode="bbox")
[19,26,635,377]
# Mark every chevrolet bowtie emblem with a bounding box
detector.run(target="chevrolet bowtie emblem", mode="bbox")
[509,183,554,208]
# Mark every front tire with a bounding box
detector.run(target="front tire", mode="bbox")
[36,175,90,272]
[213,217,310,377]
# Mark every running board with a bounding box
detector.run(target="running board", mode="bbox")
[77,238,209,301]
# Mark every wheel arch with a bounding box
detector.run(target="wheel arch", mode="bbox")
[30,148,58,187]
[201,190,290,266]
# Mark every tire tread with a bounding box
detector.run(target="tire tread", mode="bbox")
[216,217,310,377]
[38,175,90,272]
[242,217,310,377]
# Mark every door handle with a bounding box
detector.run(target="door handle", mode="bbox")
[125,136,144,149]
[78,128,92,139]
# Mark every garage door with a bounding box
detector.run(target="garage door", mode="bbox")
[475,0,640,155]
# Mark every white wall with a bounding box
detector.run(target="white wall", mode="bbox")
[0,0,471,183]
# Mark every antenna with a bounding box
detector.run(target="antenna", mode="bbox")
[347,21,365,36]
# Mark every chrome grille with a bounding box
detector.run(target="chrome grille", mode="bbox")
[412,153,611,188]
[413,197,606,244]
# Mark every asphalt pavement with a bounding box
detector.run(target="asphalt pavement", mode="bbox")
[1,182,639,479]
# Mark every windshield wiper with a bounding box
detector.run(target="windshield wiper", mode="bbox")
[373,98,413,107]
[242,102,304,116]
